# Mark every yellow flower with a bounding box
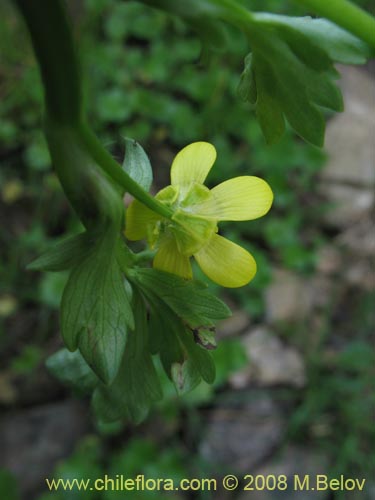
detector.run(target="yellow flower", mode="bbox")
[125,142,273,287]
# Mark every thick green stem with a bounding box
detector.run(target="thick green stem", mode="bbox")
[296,0,375,48]
[14,0,172,219]
[15,0,82,125]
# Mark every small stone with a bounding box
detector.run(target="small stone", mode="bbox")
[0,400,89,498]
[231,327,306,389]
[316,245,342,275]
[321,67,375,188]
[265,269,313,323]
[337,218,375,258]
[344,261,375,291]
[200,390,284,472]
[319,184,373,228]
[217,310,250,338]
[318,67,375,229]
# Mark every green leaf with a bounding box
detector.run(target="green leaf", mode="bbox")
[143,289,215,391]
[171,359,201,395]
[254,56,285,144]
[60,230,133,384]
[237,54,257,104]
[129,268,231,327]
[148,300,184,376]
[238,13,371,146]
[92,290,162,423]
[27,232,91,271]
[179,327,216,384]
[46,348,99,393]
[254,14,371,65]
[122,137,153,192]
[245,35,328,146]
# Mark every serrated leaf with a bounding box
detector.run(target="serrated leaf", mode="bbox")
[305,68,344,112]
[179,327,216,384]
[171,359,201,395]
[254,57,285,144]
[238,13,371,146]
[92,290,162,423]
[27,232,91,271]
[144,288,215,390]
[148,300,184,376]
[46,348,99,393]
[248,35,327,146]
[129,268,231,327]
[61,230,133,384]
[237,54,257,104]
[122,137,153,192]
[254,14,372,65]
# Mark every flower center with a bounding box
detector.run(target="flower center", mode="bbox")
[152,182,218,255]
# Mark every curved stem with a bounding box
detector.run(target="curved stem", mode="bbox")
[15,0,82,125]
[14,0,172,219]
[295,0,375,48]
[78,125,173,218]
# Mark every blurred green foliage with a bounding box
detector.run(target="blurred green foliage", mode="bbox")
[0,0,373,496]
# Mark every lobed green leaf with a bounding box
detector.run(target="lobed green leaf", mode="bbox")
[46,348,99,393]
[128,267,231,327]
[254,14,372,65]
[92,290,162,423]
[60,230,133,384]
[27,232,91,272]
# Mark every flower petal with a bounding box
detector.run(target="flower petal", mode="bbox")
[199,176,273,221]
[171,142,217,188]
[154,234,192,279]
[194,234,256,287]
[125,199,161,241]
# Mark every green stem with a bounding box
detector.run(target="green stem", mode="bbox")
[14,0,172,219]
[15,0,82,125]
[295,0,375,48]
[78,125,173,218]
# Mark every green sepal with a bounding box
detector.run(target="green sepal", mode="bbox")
[46,348,99,394]
[60,229,134,384]
[27,232,91,272]
[92,290,162,423]
[122,137,153,192]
